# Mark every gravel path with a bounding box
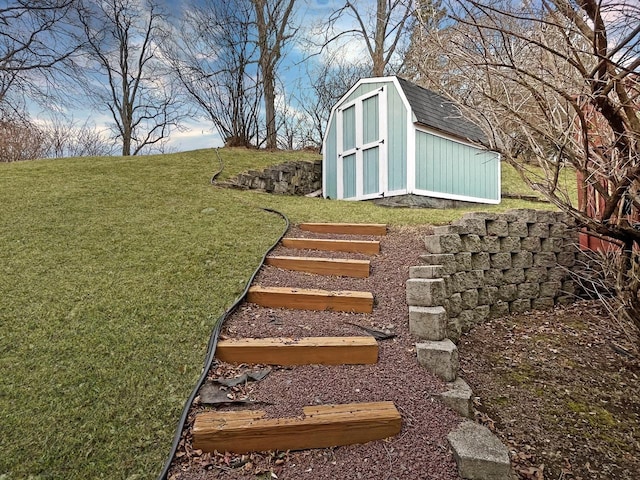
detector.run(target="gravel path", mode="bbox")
[169,225,462,480]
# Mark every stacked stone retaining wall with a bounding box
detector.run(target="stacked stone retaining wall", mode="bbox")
[223,160,322,195]
[407,210,580,341]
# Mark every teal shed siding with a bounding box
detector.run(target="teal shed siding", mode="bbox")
[342,153,356,198]
[415,130,499,201]
[386,84,407,192]
[363,147,379,195]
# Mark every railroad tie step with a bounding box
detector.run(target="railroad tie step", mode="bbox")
[265,255,370,278]
[192,401,401,454]
[247,286,374,313]
[281,237,380,254]
[216,336,378,365]
[299,222,387,236]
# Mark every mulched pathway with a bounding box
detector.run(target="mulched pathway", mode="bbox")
[168,225,463,480]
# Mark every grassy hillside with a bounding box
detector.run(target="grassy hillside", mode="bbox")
[0,148,574,479]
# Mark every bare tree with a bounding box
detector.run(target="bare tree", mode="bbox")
[78,0,184,156]
[164,0,261,148]
[0,0,81,112]
[252,0,297,150]
[323,0,414,76]
[295,55,370,149]
[410,0,640,329]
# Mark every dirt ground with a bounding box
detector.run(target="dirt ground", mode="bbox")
[458,301,640,480]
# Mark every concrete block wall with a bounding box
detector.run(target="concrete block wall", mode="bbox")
[408,209,579,341]
[222,160,322,195]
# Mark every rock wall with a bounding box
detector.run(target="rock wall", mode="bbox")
[407,210,580,341]
[223,160,322,195]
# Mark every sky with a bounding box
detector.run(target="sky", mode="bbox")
[34,0,378,154]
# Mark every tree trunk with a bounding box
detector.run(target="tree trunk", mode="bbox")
[263,64,277,149]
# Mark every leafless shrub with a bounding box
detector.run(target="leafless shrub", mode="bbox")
[0,115,47,162]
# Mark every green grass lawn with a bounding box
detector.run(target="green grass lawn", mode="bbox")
[0,148,575,479]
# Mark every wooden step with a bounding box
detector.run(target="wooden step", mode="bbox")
[265,255,370,278]
[216,336,378,365]
[300,223,387,236]
[281,237,380,254]
[247,286,374,313]
[193,401,401,453]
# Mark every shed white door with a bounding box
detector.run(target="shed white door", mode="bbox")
[336,88,387,200]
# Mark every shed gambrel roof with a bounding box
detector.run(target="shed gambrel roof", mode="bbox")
[395,77,486,144]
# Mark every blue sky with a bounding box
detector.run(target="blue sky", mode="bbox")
[30,0,375,153]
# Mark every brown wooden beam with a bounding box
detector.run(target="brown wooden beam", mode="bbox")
[265,255,370,278]
[299,223,387,236]
[247,286,374,313]
[193,401,401,453]
[216,336,378,365]
[281,237,380,254]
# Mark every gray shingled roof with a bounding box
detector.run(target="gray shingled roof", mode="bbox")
[395,77,486,143]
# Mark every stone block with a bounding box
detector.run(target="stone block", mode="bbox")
[535,211,556,223]
[557,212,577,226]
[539,281,561,298]
[461,289,479,310]
[532,297,555,310]
[490,302,510,318]
[498,284,518,302]
[444,274,462,295]
[410,265,445,279]
[459,310,476,332]
[462,212,499,221]
[500,212,518,223]
[420,253,457,275]
[448,317,463,342]
[500,236,521,253]
[483,269,504,287]
[547,267,566,282]
[433,225,466,235]
[490,253,512,270]
[557,252,576,267]
[456,218,487,236]
[529,223,550,238]
[556,295,573,305]
[542,237,564,253]
[508,221,529,237]
[461,234,483,253]
[505,208,537,223]
[482,236,501,253]
[437,378,473,418]
[472,252,491,271]
[525,267,548,283]
[474,305,490,324]
[562,280,576,295]
[533,252,557,267]
[517,282,540,299]
[486,220,509,237]
[502,268,525,284]
[520,236,541,252]
[447,293,463,317]
[424,234,462,254]
[512,251,533,268]
[416,339,459,382]
[406,278,446,307]
[510,298,531,313]
[478,287,498,305]
[456,252,472,272]
[409,306,448,340]
[448,421,511,480]
[549,223,568,238]
[466,270,485,289]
